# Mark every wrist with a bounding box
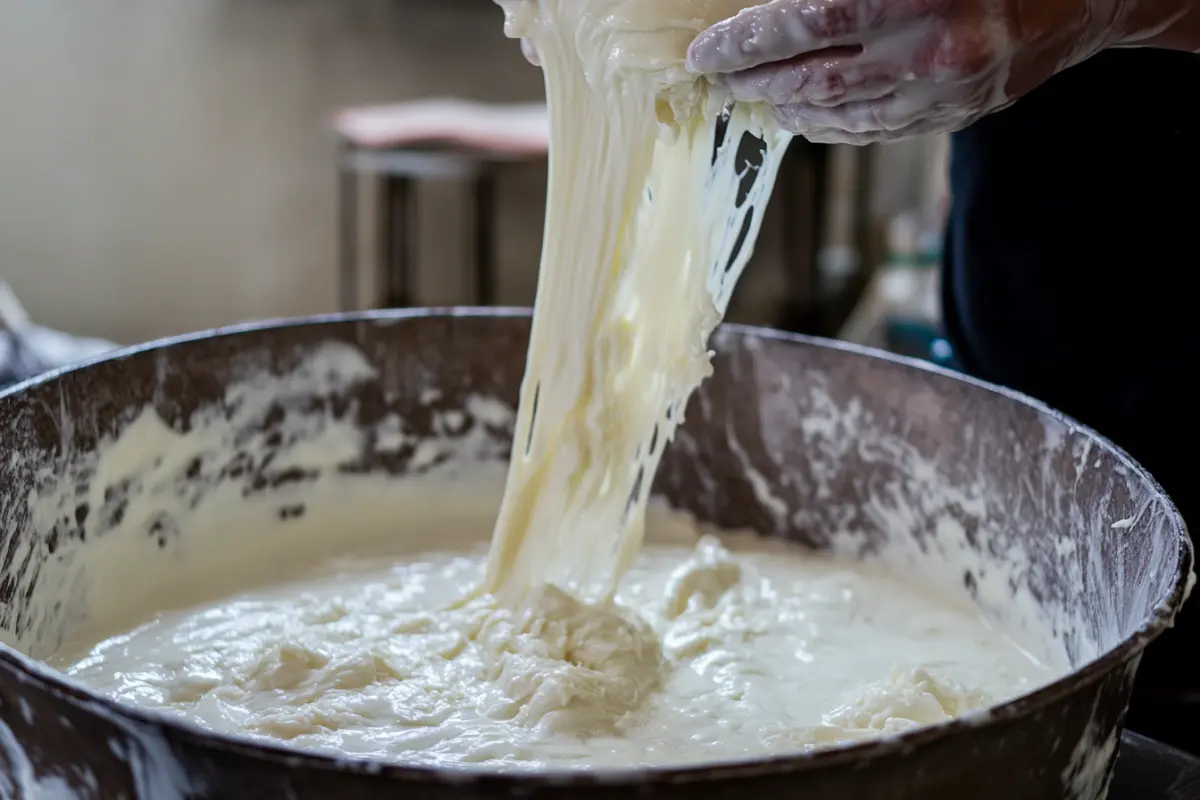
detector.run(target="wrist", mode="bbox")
[1112,0,1200,50]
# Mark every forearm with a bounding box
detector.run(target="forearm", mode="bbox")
[1119,0,1200,50]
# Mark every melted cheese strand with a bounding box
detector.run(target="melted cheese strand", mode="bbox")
[483,0,791,606]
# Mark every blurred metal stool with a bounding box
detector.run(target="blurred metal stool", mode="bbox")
[774,140,876,337]
[334,99,549,310]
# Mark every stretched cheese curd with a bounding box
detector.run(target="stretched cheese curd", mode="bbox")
[57,0,1063,772]
[480,0,794,607]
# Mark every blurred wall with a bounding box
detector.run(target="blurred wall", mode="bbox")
[0,0,931,344]
[0,0,545,343]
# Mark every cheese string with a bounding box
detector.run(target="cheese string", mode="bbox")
[480,1,793,607]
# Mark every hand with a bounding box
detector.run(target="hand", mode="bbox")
[687,0,1159,144]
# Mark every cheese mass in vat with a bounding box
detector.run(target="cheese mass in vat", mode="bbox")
[60,501,1056,769]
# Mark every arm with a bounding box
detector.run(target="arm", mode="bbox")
[1122,0,1200,50]
[686,0,1200,145]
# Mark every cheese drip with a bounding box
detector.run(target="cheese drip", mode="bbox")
[483,1,792,606]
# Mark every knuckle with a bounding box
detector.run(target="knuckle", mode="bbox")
[801,63,897,104]
[934,28,997,78]
[797,1,858,40]
[807,68,848,102]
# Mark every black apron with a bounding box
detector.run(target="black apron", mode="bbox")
[943,48,1200,753]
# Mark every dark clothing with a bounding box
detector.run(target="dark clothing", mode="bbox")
[943,48,1200,753]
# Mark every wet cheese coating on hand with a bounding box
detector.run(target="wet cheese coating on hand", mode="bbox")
[482,0,790,606]
[61,512,1054,770]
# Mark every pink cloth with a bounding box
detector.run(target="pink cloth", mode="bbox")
[334,99,549,154]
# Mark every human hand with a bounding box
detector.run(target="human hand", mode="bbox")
[687,0,1164,143]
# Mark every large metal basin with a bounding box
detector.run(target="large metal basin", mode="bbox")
[0,309,1190,799]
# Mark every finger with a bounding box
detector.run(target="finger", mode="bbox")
[689,1,858,75]
[724,56,902,106]
[786,106,958,143]
[775,97,972,139]
[520,38,540,67]
[687,0,948,75]
[801,66,899,106]
[796,116,944,144]
[793,30,1005,107]
[778,97,922,134]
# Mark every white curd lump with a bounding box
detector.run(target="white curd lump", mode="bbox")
[59,500,1056,769]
